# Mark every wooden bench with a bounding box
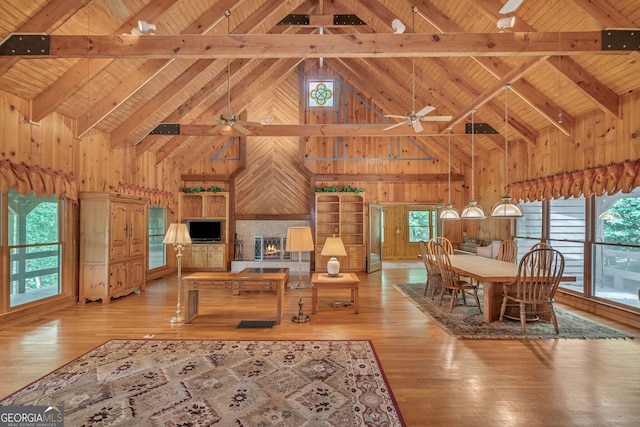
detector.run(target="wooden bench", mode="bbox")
[182,269,289,325]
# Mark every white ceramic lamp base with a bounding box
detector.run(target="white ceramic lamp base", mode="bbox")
[327,257,341,277]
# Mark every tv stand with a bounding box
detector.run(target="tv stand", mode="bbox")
[183,242,226,270]
[179,191,229,270]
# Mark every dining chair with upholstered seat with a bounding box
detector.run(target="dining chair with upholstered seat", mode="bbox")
[496,239,518,263]
[499,248,565,333]
[434,243,482,314]
[419,240,441,299]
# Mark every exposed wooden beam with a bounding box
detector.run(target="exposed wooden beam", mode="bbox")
[546,55,620,118]
[29,0,181,123]
[161,123,461,137]
[0,0,88,75]
[444,56,549,133]
[4,31,629,59]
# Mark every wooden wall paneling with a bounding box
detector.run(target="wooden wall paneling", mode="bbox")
[625,93,640,161]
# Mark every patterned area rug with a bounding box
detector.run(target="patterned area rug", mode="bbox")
[0,339,405,426]
[394,283,635,340]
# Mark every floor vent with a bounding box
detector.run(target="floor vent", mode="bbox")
[236,320,277,329]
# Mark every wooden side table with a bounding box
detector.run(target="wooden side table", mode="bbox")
[311,272,360,314]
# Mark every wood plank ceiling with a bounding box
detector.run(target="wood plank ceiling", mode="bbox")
[0,0,639,167]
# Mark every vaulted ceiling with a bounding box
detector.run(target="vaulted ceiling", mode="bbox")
[1,0,639,167]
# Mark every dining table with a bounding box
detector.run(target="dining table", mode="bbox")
[443,254,576,323]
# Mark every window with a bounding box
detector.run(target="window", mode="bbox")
[514,201,543,258]
[593,187,640,308]
[515,189,640,312]
[7,189,62,307]
[408,209,438,242]
[308,79,335,108]
[148,206,166,269]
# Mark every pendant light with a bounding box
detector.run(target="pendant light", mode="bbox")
[461,109,486,219]
[491,84,524,218]
[440,127,460,220]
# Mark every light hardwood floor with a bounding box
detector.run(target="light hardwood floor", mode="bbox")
[1,264,639,426]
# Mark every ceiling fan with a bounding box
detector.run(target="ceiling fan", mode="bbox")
[383,57,452,133]
[209,11,261,136]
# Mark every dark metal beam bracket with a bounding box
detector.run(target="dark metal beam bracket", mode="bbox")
[601,29,640,51]
[0,34,50,56]
[150,123,180,135]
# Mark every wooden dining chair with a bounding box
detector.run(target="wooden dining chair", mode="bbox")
[419,240,441,299]
[427,236,454,255]
[529,242,552,251]
[496,240,518,263]
[499,248,565,333]
[434,243,482,314]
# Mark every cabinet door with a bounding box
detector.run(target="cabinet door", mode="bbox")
[110,203,129,260]
[109,263,127,295]
[208,245,225,269]
[128,204,147,258]
[128,259,145,290]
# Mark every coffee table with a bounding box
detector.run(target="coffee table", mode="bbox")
[311,272,360,314]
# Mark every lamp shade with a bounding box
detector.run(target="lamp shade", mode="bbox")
[285,226,314,252]
[490,195,524,218]
[321,236,347,257]
[163,223,191,245]
[460,200,486,219]
[440,204,460,220]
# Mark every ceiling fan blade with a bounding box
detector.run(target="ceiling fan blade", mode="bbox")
[420,115,453,122]
[209,123,224,133]
[499,0,524,14]
[384,114,409,119]
[237,120,262,127]
[415,105,436,117]
[412,120,424,133]
[234,122,252,135]
[383,121,408,131]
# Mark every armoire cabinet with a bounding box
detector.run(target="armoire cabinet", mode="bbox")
[179,191,229,270]
[79,193,148,303]
[315,192,366,271]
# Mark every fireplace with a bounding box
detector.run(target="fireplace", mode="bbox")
[254,236,290,261]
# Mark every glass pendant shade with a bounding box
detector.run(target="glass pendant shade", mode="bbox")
[440,127,459,220]
[461,110,485,220]
[461,200,486,219]
[491,84,523,219]
[440,204,460,219]
[490,195,523,218]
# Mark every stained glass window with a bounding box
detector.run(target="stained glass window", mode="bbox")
[308,80,334,107]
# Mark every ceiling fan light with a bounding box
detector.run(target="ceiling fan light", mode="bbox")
[460,200,486,219]
[440,205,460,220]
[490,195,524,218]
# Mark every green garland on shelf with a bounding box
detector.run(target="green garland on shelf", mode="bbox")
[315,185,362,194]
[182,186,226,193]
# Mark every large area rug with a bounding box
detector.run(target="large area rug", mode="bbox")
[0,339,404,426]
[394,283,635,340]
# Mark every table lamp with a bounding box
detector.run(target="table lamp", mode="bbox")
[321,236,347,277]
[163,223,191,324]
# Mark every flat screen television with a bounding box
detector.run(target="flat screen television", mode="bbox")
[187,219,222,243]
